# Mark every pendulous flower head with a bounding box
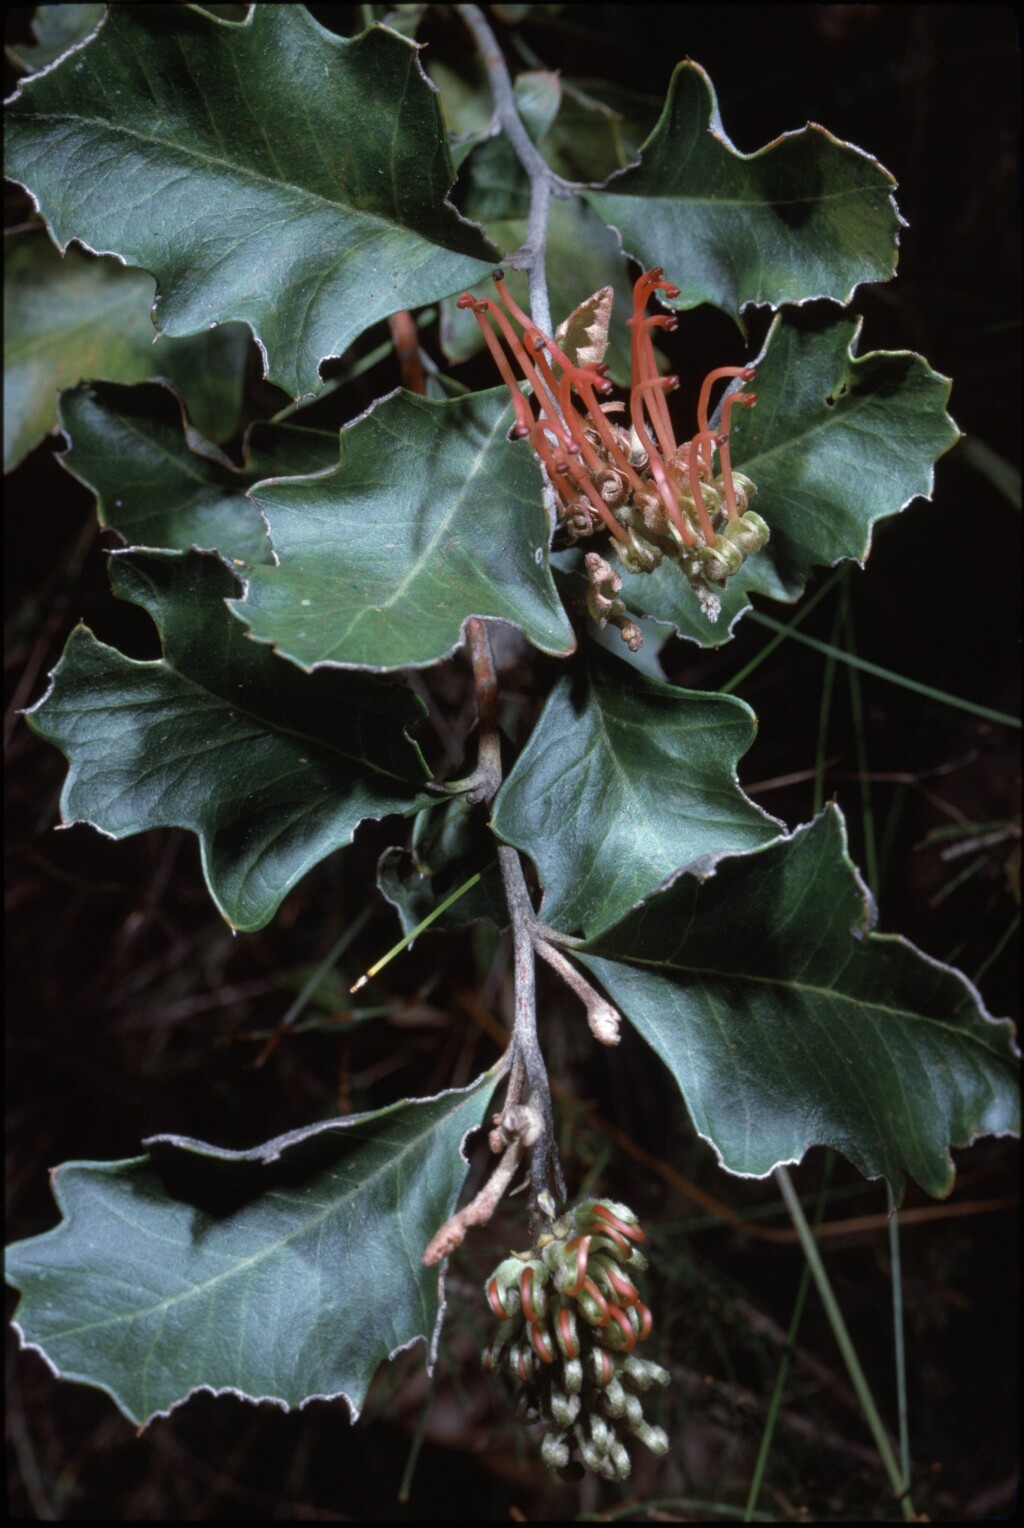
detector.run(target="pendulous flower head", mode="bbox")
[482,1198,669,1482]
[458,269,769,635]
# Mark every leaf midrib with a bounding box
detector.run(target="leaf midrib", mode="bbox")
[14,110,469,251]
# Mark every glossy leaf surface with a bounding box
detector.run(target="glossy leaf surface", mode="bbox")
[59,380,339,564]
[586,61,901,317]
[238,388,575,670]
[4,6,497,397]
[577,808,1019,1195]
[26,550,430,931]
[5,1072,500,1425]
[615,309,960,645]
[492,647,782,938]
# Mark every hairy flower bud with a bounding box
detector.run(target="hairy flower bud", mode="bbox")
[481,1198,669,1480]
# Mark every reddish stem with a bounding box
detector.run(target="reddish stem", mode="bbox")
[569,375,650,498]
[565,1235,592,1297]
[600,1262,639,1306]
[473,296,577,452]
[528,425,576,510]
[628,314,679,460]
[387,310,426,396]
[557,1305,580,1358]
[531,424,630,544]
[581,1275,612,1326]
[590,1203,646,1242]
[498,264,653,498]
[486,1276,509,1319]
[490,268,537,335]
[606,1303,638,1351]
[528,1321,557,1364]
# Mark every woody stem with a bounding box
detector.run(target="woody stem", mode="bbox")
[465,616,503,801]
[443,617,566,1231]
[498,842,566,1216]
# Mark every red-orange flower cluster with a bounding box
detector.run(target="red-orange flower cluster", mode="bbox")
[458,268,769,628]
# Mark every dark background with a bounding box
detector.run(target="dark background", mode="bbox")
[6,4,1020,1520]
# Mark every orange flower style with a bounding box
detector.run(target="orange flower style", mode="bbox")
[458,269,769,636]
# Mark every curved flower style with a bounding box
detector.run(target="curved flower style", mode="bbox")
[482,1198,669,1482]
[458,269,769,636]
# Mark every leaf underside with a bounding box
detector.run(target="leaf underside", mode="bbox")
[5,1073,501,1425]
[577,807,1019,1197]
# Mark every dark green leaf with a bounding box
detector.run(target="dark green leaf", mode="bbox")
[440,130,639,385]
[58,380,339,564]
[4,6,497,398]
[616,309,960,645]
[492,646,782,938]
[5,1071,501,1425]
[577,807,1019,1196]
[586,61,901,317]
[378,797,506,936]
[3,232,249,472]
[26,549,430,931]
[542,78,661,182]
[237,388,576,670]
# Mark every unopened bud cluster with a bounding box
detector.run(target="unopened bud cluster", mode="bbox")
[482,1198,669,1481]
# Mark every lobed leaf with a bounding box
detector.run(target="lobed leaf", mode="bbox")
[26,549,431,931]
[58,380,339,564]
[616,308,961,645]
[3,232,249,472]
[492,646,782,938]
[237,387,576,671]
[5,3,105,74]
[586,60,902,318]
[4,5,497,398]
[5,1071,501,1426]
[577,807,1020,1196]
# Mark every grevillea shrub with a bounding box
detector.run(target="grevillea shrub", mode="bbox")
[4,2,1019,1512]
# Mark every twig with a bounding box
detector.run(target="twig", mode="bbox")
[535,937,621,1045]
[497,842,566,1214]
[421,18,616,1251]
[422,611,607,1254]
[456,5,575,335]
[456,4,571,531]
[422,1134,524,1266]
